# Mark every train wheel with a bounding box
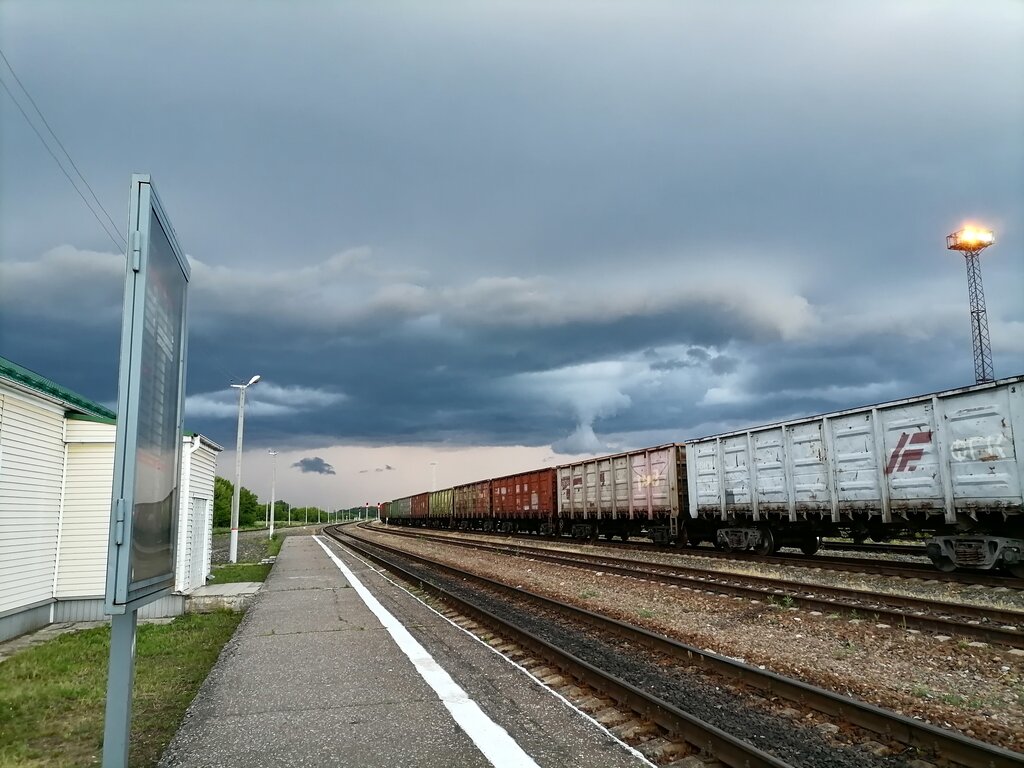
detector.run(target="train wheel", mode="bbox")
[933,556,956,573]
[800,536,821,556]
[754,528,775,556]
[1005,563,1024,579]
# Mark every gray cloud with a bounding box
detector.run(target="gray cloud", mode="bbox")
[292,457,336,475]
[0,2,1021,461]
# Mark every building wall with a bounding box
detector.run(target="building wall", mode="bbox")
[56,420,116,599]
[0,373,223,640]
[175,437,219,593]
[191,440,219,589]
[0,386,65,617]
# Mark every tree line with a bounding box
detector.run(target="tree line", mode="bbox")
[213,476,339,528]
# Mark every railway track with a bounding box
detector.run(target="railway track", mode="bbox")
[326,524,1023,768]
[820,541,929,556]
[396,523,1021,587]
[368,525,1024,648]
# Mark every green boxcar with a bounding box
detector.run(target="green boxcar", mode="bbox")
[429,488,453,520]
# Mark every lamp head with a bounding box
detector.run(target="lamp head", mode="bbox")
[947,227,995,252]
[247,374,262,387]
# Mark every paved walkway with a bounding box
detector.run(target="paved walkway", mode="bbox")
[158,535,651,768]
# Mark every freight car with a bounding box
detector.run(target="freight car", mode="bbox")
[683,375,1024,574]
[385,376,1023,576]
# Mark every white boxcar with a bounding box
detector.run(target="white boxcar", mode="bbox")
[685,376,1024,572]
[557,444,684,542]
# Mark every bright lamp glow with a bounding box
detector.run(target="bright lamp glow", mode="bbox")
[947,227,995,251]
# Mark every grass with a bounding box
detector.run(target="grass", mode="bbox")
[0,611,243,768]
[267,535,283,557]
[210,563,271,583]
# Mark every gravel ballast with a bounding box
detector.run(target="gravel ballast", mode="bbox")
[356,526,1024,755]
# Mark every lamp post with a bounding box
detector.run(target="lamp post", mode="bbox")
[229,374,261,563]
[268,449,278,539]
[430,460,438,492]
[947,227,996,383]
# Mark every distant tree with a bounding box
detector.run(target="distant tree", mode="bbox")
[213,476,233,527]
[239,486,260,526]
[273,499,290,522]
[214,476,264,528]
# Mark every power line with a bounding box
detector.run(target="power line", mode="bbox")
[0,47,127,253]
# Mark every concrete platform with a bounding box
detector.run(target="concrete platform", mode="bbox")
[186,581,262,613]
[159,535,652,767]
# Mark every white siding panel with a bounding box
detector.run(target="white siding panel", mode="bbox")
[0,388,64,614]
[175,438,220,592]
[66,420,116,444]
[56,441,114,598]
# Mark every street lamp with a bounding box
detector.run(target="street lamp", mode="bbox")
[946,227,996,383]
[430,460,438,492]
[268,449,278,539]
[229,374,260,563]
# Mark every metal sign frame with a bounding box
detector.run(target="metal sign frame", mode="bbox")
[104,174,190,614]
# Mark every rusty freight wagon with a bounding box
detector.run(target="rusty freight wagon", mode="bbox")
[491,469,557,533]
[557,444,686,543]
[410,492,430,524]
[454,480,491,529]
[388,497,411,524]
[429,487,454,524]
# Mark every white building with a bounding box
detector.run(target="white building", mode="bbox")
[0,356,222,642]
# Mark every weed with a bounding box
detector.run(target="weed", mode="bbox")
[830,640,859,661]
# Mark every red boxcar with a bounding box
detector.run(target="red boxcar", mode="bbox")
[411,492,429,520]
[454,480,491,520]
[491,469,557,522]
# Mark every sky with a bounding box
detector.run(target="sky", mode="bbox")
[1,1,1022,509]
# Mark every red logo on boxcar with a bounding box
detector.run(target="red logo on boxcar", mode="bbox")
[885,431,932,474]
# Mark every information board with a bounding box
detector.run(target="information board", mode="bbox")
[104,175,190,612]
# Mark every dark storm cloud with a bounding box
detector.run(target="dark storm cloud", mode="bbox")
[292,457,336,475]
[1,2,1022,457]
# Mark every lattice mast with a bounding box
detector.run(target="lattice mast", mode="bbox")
[947,228,995,383]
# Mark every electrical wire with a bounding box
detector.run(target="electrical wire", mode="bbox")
[0,48,127,253]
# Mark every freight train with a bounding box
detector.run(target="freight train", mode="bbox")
[383,376,1024,577]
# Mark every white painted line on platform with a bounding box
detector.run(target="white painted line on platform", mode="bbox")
[338,542,656,768]
[313,536,540,768]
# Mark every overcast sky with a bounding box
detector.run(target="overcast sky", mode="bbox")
[1,1,1022,508]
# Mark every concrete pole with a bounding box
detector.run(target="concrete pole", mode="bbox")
[268,449,278,538]
[229,386,247,564]
[229,375,259,563]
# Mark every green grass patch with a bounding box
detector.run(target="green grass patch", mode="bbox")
[210,563,271,583]
[0,611,242,768]
[267,536,283,557]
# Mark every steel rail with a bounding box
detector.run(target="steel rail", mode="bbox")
[821,541,928,556]
[333,525,1024,768]
[323,526,791,768]
[384,523,1019,587]
[371,525,1024,647]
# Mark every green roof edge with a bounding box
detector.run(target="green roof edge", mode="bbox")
[0,355,117,420]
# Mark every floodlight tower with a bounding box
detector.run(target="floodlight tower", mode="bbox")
[946,227,995,384]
